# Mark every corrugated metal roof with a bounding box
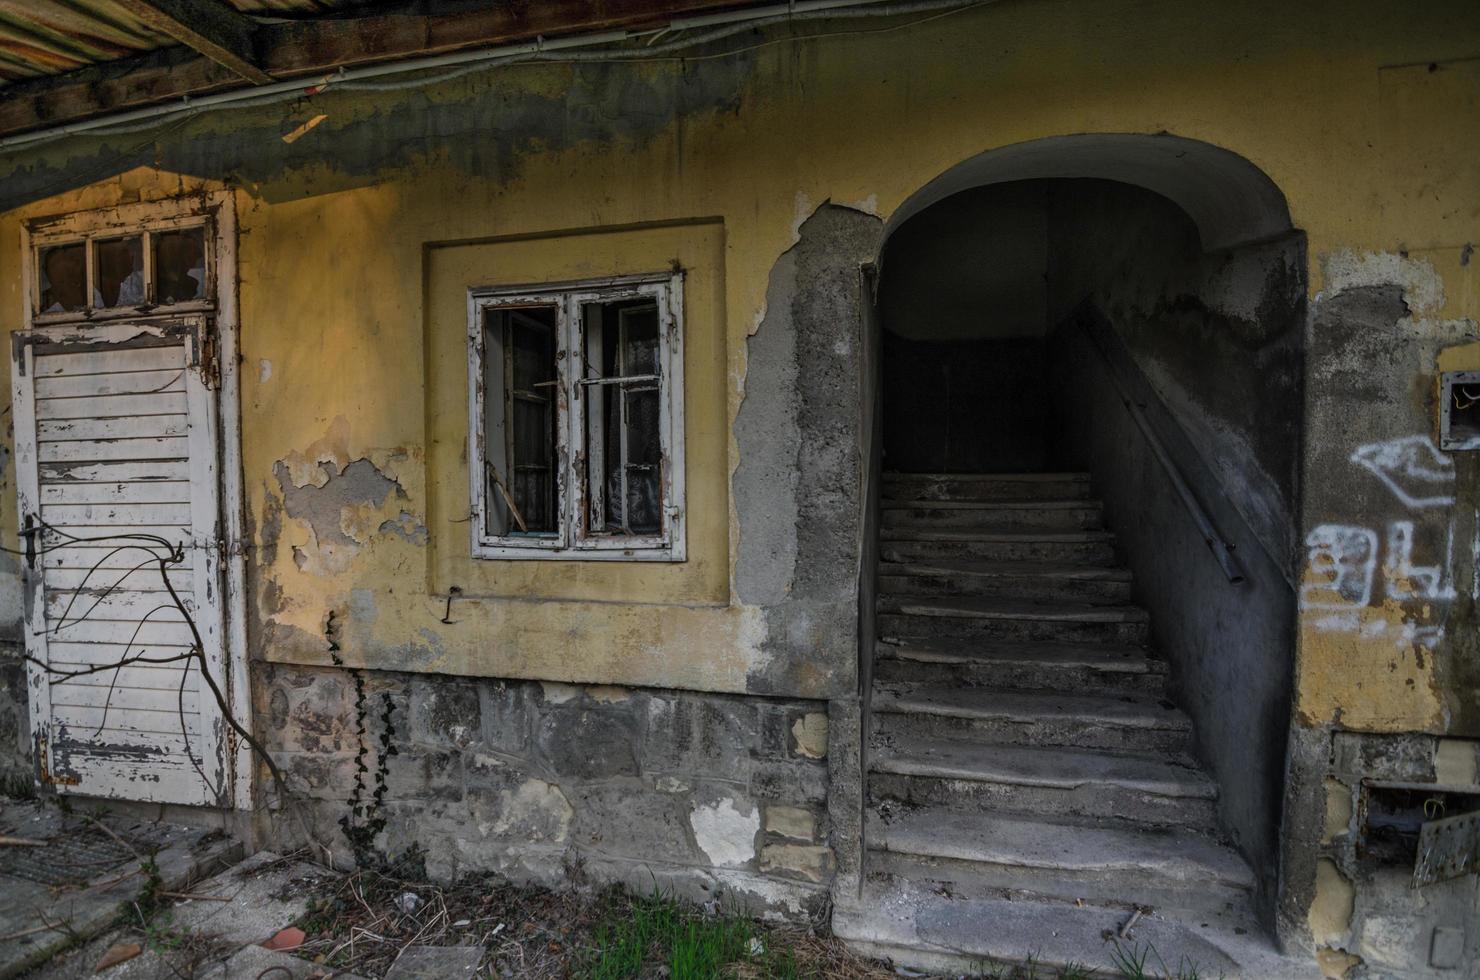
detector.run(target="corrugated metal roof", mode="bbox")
[0,0,378,86]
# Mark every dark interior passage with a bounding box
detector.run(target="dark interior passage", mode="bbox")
[880,185,1050,473]
[874,177,1306,926]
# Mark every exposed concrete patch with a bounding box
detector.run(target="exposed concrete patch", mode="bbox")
[273,438,411,575]
[378,511,429,545]
[689,796,760,868]
[1321,249,1445,314]
[734,203,882,697]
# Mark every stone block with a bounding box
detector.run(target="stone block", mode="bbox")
[566,780,701,863]
[1429,926,1465,970]
[382,747,462,801]
[466,775,573,845]
[536,705,638,778]
[750,760,828,803]
[1331,732,1434,782]
[275,750,362,799]
[262,667,357,754]
[479,680,533,756]
[384,945,483,979]
[408,677,480,749]
[759,842,834,883]
[763,805,815,842]
[643,693,758,781]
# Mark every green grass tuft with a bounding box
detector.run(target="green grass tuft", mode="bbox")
[580,888,803,979]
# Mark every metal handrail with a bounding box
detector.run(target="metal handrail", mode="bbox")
[1081,317,1246,585]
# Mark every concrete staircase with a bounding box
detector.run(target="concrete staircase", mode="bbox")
[835,472,1309,978]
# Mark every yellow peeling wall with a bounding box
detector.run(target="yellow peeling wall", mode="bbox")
[0,0,1477,718]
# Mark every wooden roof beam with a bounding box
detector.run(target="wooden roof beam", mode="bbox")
[0,0,760,139]
[111,0,273,85]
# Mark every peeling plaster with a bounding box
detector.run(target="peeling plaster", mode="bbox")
[1321,249,1446,314]
[690,797,759,868]
[274,457,405,573]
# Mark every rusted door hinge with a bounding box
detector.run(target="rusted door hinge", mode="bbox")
[199,328,220,390]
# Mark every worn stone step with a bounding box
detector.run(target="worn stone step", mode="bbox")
[866,807,1255,915]
[868,733,1218,829]
[832,881,1310,979]
[882,500,1104,531]
[879,559,1132,602]
[872,683,1191,753]
[883,472,1092,503]
[874,639,1166,693]
[879,529,1117,564]
[879,596,1149,645]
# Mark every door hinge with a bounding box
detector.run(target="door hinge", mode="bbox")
[22,514,36,570]
[199,329,220,390]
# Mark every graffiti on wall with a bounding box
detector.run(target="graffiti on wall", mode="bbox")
[1303,436,1464,648]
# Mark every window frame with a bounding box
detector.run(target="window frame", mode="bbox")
[24,199,217,324]
[466,272,686,562]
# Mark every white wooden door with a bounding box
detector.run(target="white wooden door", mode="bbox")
[12,318,229,806]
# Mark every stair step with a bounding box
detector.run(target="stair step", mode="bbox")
[873,684,1191,753]
[883,472,1092,503]
[832,881,1310,979]
[867,807,1254,914]
[879,559,1132,602]
[880,529,1117,564]
[869,734,1218,828]
[882,500,1104,531]
[875,639,1166,693]
[879,597,1149,645]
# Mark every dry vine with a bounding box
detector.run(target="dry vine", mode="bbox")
[4,518,328,858]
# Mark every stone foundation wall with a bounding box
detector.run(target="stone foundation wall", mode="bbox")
[1284,727,1480,976]
[256,663,837,919]
[0,642,30,793]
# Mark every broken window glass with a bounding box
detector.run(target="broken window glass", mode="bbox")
[581,299,663,537]
[93,236,145,308]
[153,227,206,304]
[469,275,682,559]
[38,243,86,313]
[483,305,560,537]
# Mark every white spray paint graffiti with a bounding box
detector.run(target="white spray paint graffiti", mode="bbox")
[1305,435,1468,648]
[1302,525,1378,609]
[1384,520,1456,602]
[1350,435,1455,510]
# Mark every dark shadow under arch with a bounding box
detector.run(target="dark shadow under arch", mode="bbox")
[886,133,1294,253]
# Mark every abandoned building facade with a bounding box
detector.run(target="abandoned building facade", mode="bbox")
[0,0,1477,975]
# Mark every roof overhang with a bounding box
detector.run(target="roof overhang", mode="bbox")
[0,0,776,142]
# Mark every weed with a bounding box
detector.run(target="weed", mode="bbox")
[580,887,810,979]
[0,772,36,800]
[1108,938,1211,980]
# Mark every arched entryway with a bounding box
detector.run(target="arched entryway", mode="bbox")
[840,135,1308,975]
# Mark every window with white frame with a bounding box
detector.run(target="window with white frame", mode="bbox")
[467,273,686,560]
[29,214,212,322]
